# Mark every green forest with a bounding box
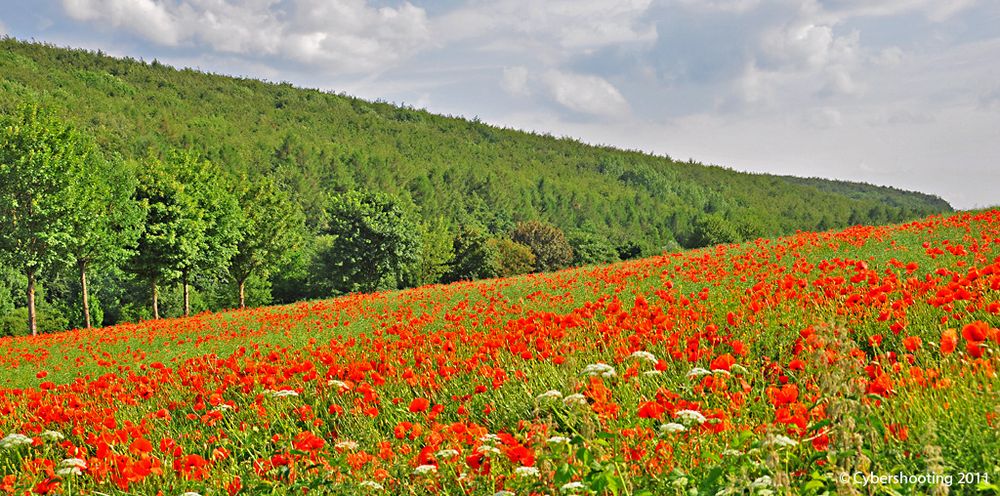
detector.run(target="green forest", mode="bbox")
[0,38,952,335]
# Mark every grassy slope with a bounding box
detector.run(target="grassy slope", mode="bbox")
[0,211,997,494]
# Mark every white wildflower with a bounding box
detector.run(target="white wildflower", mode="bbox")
[479,434,501,444]
[712,369,731,376]
[494,491,515,496]
[40,430,64,441]
[581,363,616,378]
[547,436,571,444]
[628,350,658,364]
[180,493,202,496]
[60,458,87,468]
[750,475,772,488]
[213,404,233,412]
[327,380,351,391]
[515,466,540,477]
[536,390,563,401]
[730,364,748,375]
[721,449,743,457]
[413,464,438,475]
[672,477,689,487]
[643,370,663,376]
[659,422,686,434]
[0,433,32,449]
[675,409,707,425]
[686,367,712,379]
[560,481,587,492]
[476,445,502,455]
[767,435,799,448]
[359,480,384,490]
[267,389,299,398]
[335,440,359,451]
[563,394,588,406]
[435,448,459,459]
[57,466,82,476]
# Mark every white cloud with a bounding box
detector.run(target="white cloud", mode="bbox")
[501,66,531,96]
[60,0,430,73]
[819,0,979,23]
[63,0,181,45]
[436,0,656,53]
[542,70,630,118]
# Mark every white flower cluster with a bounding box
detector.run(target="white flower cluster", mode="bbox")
[536,390,563,401]
[335,440,359,451]
[659,422,686,434]
[57,458,87,476]
[413,464,438,475]
[327,379,351,391]
[515,466,540,477]
[628,350,658,364]
[435,448,459,459]
[40,430,64,441]
[563,394,588,407]
[0,433,32,449]
[581,363,616,378]
[266,389,299,398]
[359,480,384,490]
[674,409,707,425]
[546,436,571,445]
[560,481,587,492]
[686,367,712,379]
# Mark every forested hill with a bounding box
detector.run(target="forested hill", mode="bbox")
[1,38,949,251]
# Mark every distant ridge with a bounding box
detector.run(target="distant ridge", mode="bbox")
[0,38,951,252]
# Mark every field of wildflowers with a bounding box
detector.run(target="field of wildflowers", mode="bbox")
[0,210,998,495]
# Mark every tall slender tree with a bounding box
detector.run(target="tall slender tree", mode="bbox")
[65,156,144,327]
[129,157,201,320]
[167,150,240,317]
[228,176,305,308]
[0,104,90,335]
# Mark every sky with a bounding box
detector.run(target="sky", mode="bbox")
[1,0,998,209]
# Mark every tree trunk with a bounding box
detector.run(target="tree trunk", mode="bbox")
[79,260,91,329]
[238,278,246,309]
[27,268,37,336]
[183,269,190,317]
[151,277,159,320]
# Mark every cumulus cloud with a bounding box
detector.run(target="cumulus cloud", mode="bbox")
[501,66,531,96]
[542,70,629,118]
[436,0,656,53]
[60,0,430,73]
[819,0,979,23]
[63,0,180,45]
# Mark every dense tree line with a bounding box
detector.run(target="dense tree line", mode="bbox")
[0,39,955,334]
[0,104,584,335]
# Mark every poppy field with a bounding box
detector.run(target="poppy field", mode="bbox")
[1,210,999,495]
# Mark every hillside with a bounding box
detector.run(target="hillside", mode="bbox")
[0,210,996,494]
[0,39,951,251]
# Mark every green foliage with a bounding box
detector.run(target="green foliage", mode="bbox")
[313,191,419,294]
[0,104,88,272]
[444,225,500,282]
[0,39,951,257]
[167,149,242,281]
[0,305,68,337]
[228,176,305,305]
[568,229,620,266]
[690,214,742,248]
[0,103,95,333]
[511,221,574,272]
[488,238,535,277]
[405,217,454,287]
